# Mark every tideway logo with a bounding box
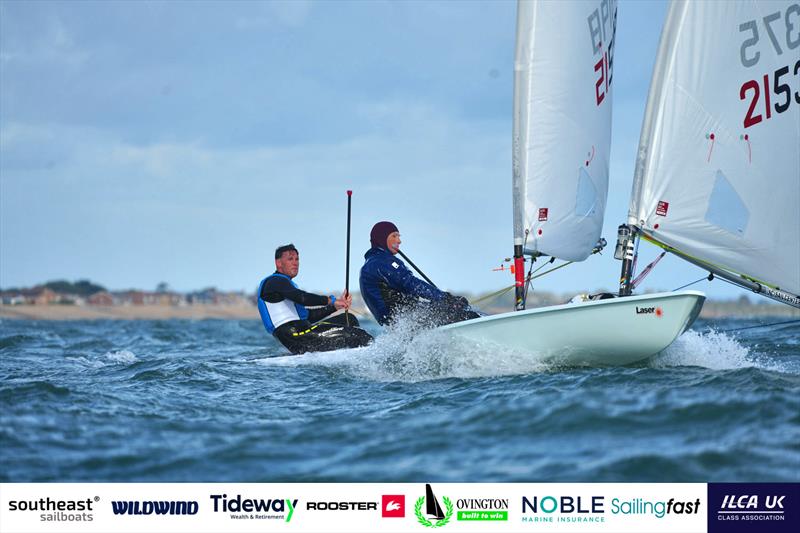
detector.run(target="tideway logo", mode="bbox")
[521,495,700,524]
[111,500,198,515]
[415,484,454,528]
[209,494,297,522]
[455,496,509,522]
[7,496,98,522]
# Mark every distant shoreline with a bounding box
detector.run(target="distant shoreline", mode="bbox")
[1,301,797,320]
[0,304,258,320]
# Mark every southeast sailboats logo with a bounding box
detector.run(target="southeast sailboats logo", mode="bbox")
[415,484,453,528]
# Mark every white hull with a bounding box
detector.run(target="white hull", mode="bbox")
[440,291,705,366]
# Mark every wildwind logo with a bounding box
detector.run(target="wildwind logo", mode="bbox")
[111,501,198,516]
[415,484,453,528]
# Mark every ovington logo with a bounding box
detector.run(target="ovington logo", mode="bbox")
[415,484,453,528]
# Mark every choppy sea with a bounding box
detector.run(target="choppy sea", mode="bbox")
[1,316,798,482]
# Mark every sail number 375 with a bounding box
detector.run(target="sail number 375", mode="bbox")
[739,4,800,128]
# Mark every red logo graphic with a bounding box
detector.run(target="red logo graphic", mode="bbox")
[656,307,663,318]
[656,201,669,216]
[538,208,548,221]
[382,495,405,518]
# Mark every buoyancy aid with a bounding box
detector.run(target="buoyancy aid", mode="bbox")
[257,273,310,334]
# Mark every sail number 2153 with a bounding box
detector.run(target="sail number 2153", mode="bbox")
[738,5,800,128]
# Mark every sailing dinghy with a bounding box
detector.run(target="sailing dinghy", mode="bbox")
[441,0,798,365]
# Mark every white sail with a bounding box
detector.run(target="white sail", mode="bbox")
[631,0,800,295]
[512,0,617,261]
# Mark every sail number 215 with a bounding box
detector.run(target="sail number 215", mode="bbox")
[738,5,800,128]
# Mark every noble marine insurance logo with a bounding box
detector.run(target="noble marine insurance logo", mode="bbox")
[7,496,99,522]
[708,483,799,533]
[522,495,605,525]
[209,493,297,522]
[415,484,453,527]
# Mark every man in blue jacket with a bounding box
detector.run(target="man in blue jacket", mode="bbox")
[258,244,373,354]
[359,221,479,327]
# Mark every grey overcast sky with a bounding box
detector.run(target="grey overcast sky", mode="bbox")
[0,0,747,299]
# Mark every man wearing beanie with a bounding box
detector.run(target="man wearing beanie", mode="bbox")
[257,243,373,354]
[359,221,480,327]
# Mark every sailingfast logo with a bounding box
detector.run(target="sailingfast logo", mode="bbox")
[209,494,297,522]
[7,496,98,522]
[415,484,453,528]
[111,500,199,515]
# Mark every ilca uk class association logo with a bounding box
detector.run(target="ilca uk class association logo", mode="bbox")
[415,484,454,528]
[708,483,799,533]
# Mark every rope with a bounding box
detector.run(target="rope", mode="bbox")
[469,283,516,305]
[477,244,601,307]
[469,258,572,306]
[531,257,555,276]
[531,260,574,280]
[632,251,666,289]
[673,275,711,292]
[713,319,800,333]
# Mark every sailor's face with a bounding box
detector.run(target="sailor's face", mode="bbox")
[275,251,300,278]
[386,232,401,254]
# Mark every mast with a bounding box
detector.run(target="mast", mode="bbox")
[511,0,531,311]
[511,0,617,310]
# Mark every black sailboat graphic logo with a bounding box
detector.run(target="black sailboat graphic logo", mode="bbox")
[425,484,445,520]
[414,484,453,527]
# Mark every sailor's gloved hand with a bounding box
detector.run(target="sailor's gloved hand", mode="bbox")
[332,291,351,311]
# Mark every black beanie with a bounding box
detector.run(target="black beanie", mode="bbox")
[370,221,399,249]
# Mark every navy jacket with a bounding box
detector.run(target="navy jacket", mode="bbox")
[359,247,446,325]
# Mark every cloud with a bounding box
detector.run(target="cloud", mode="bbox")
[0,100,508,291]
[233,0,313,30]
[0,10,89,68]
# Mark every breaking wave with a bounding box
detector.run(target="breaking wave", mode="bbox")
[651,328,798,374]
[258,308,553,382]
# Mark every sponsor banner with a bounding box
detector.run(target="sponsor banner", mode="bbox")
[0,482,713,532]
